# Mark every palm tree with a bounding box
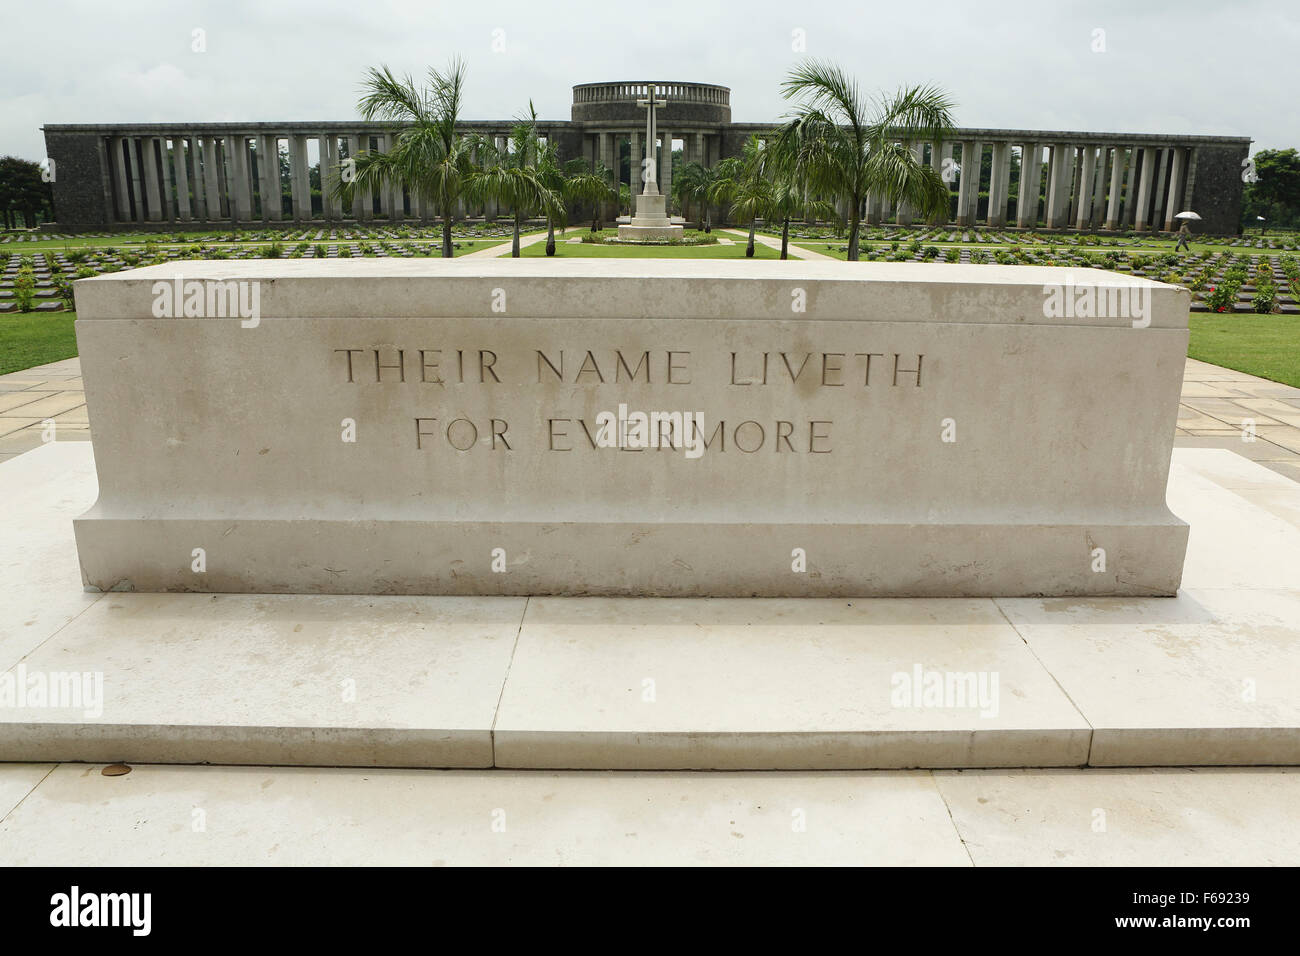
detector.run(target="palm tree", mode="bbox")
[537,146,615,255]
[674,161,722,232]
[762,181,836,259]
[774,59,956,260]
[712,136,772,257]
[580,162,617,232]
[340,60,476,258]
[467,109,563,257]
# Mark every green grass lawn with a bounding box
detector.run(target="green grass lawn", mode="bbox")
[521,232,778,258]
[4,254,1298,392]
[0,311,78,375]
[1188,315,1300,388]
[786,238,1235,261]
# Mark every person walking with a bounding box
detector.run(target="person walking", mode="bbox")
[1175,221,1192,252]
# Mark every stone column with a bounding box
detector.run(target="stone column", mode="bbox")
[987,143,1009,227]
[321,134,343,221]
[661,129,673,216]
[630,131,641,201]
[1090,148,1109,229]
[317,135,332,221]
[110,137,132,222]
[966,141,983,226]
[1045,144,1072,229]
[203,138,223,220]
[374,134,389,219]
[598,131,614,221]
[1016,143,1041,228]
[1133,147,1157,231]
[229,136,254,223]
[214,139,231,220]
[347,135,367,220]
[1068,148,1084,221]
[955,141,976,226]
[694,131,705,169]
[1162,147,1186,231]
[187,136,205,221]
[259,135,281,221]
[1122,146,1141,228]
[1105,147,1126,230]
[383,134,402,221]
[289,135,311,221]
[141,137,164,221]
[1154,148,1175,232]
[863,191,880,226]
[160,140,178,222]
[172,137,192,221]
[1074,146,1097,230]
[931,142,953,225]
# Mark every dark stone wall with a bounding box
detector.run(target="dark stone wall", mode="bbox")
[43,131,109,229]
[549,127,587,166]
[720,128,760,161]
[1189,144,1249,235]
[572,101,730,126]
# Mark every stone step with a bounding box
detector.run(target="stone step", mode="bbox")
[2,443,1298,771]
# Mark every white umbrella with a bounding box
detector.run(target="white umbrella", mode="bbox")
[1174,211,1202,220]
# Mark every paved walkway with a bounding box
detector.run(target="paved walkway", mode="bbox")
[0,763,1293,865]
[459,230,552,258]
[6,356,1300,479]
[1177,358,1300,483]
[722,227,837,260]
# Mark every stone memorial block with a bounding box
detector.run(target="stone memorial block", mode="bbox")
[71,259,1190,596]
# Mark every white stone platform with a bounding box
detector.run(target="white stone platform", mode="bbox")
[1,442,1298,770]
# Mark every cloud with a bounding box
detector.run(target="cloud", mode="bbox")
[3,0,1293,161]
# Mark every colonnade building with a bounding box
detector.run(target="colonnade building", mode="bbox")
[42,80,1252,234]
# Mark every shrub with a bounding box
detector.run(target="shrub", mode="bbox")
[14,267,36,312]
[1204,283,1239,312]
[53,275,75,309]
[313,243,327,257]
[75,266,95,279]
[1251,283,1277,313]
[944,248,959,263]
[263,241,283,258]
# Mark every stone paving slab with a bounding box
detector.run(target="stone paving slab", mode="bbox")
[0,764,969,866]
[0,763,1294,865]
[934,767,1299,866]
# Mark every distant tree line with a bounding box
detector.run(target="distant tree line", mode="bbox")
[0,156,54,229]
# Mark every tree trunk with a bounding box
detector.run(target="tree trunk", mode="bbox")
[512,213,521,257]
[781,217,790,260]
[546,219,556,256]
[441,215,454,258]
[847,197,862,261]
[746,222,756,257]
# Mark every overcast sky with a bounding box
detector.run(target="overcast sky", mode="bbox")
[4,0,1297,161]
